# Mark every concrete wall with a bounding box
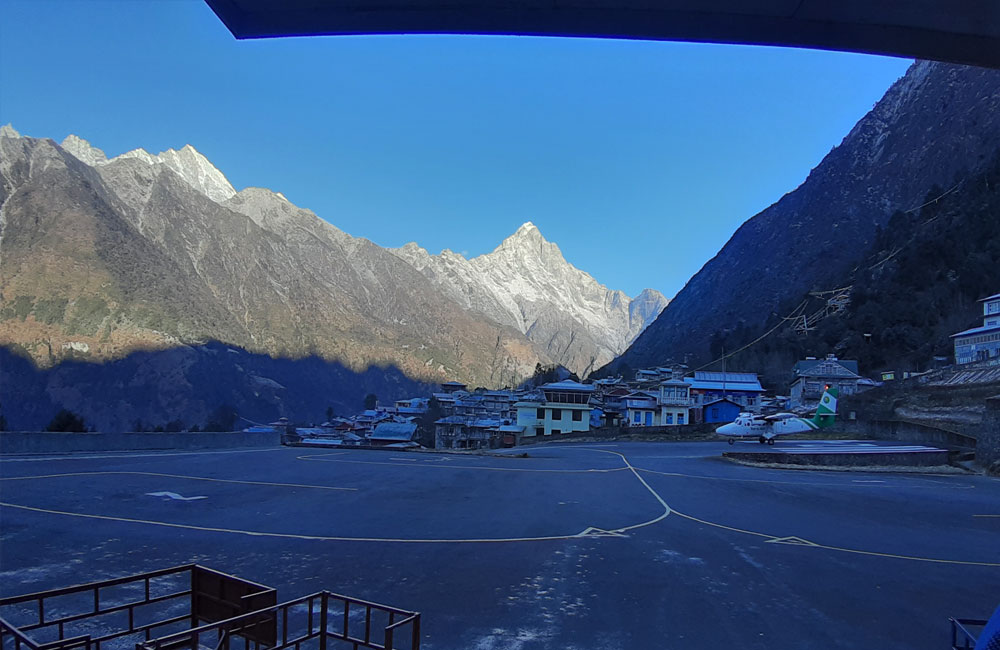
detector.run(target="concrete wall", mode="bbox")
[840,419,977,450]
[980,396,1000,470]
[0,431,281,455]
[517,422,718,444]
[724,450,951,467]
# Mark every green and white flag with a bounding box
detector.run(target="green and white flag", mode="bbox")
[817,388,838,415]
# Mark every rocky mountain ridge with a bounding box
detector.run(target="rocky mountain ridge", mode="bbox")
[394,222,667,375]
[609,60,1000,376]
[0,123,664,420]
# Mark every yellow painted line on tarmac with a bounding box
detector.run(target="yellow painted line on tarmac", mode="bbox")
[0,471,357,492]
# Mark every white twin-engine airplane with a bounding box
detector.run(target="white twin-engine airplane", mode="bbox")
[716,387,838,445]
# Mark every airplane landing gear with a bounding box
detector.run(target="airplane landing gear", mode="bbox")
[766,438,775,445]
[758,436,766,444]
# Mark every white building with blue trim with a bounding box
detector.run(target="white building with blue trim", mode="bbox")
[952,293,1000,365]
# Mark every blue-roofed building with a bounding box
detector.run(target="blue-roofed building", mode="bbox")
[952,293,1000,365]
[684,371,764,412]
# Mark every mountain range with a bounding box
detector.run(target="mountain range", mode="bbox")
[608,60,1000,379]
[0,124,664,427]
[395,224,666,376]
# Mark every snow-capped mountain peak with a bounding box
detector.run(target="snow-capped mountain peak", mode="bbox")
[393,222,668,375]
[60,139,241,204]
[153,144,236,203]
[61,134,108,166]
[0,123,21,139]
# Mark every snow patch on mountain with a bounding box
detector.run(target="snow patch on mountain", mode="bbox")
[61,134,108,166]
[58,133,237,204]
[394,222,668,374]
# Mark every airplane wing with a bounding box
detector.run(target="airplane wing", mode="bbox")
[765,412,797,421]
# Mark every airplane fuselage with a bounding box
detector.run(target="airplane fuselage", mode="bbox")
[716,413,818,443]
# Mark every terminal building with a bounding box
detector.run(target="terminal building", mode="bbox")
[516,380,594,438]
[952,293,1000,365]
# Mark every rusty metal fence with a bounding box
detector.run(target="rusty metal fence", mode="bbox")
[138,591,419,650]
[0,566,418,650]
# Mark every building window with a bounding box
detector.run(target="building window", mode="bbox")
[536,408,544,419]
[665,413,673,425]
[552,409,561,420]
[535,427,544,437]
[677,413,685,425]
[572,410,582,422]
[633,412,641,423]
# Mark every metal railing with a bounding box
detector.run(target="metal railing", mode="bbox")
[950,617,985,650]
[137,592,419,650]
[0,565,200,650]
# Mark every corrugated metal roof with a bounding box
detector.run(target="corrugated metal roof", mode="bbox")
[694,371,759,383]
[685,378,764,392]
[370,422,418,440]
[542,380,595,392]
[793,358,860,376]
[951,323,1000,338]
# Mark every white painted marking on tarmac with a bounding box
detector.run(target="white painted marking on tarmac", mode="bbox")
[390,457,419,461]
[145,492,207,501]
[766,536,819,547]
[576,526,627,538]
[852,480,886,483]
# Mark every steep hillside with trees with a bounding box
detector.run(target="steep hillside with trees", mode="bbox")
[696,148,1000,389]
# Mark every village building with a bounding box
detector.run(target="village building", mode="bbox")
[702,398,743,423]
[516,380,594,438]
[433,416,510,450]
[593,385,630,427]
[439,381,468,393]
[390,397,429,417]
[623,391,659,426]
[658,377,692,425]
[368,421,419,448]
[789,355,860,407]
[684,371,764,412]
[952,293,1000,365]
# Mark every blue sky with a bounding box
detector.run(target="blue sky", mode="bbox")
[1,0,912,298]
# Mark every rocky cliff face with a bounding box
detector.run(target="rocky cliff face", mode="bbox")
[610,60,1000,374]
[394,222,667,376]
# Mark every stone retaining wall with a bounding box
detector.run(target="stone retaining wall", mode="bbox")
[0,431,281,455]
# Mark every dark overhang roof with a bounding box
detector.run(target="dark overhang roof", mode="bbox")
[204,1,1000,69]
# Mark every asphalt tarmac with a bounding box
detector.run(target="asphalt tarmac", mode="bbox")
[1,442,998,649]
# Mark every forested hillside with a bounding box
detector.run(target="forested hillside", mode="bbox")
[701,148,1000,389]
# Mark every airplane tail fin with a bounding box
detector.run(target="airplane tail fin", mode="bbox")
[811,386,838,428]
